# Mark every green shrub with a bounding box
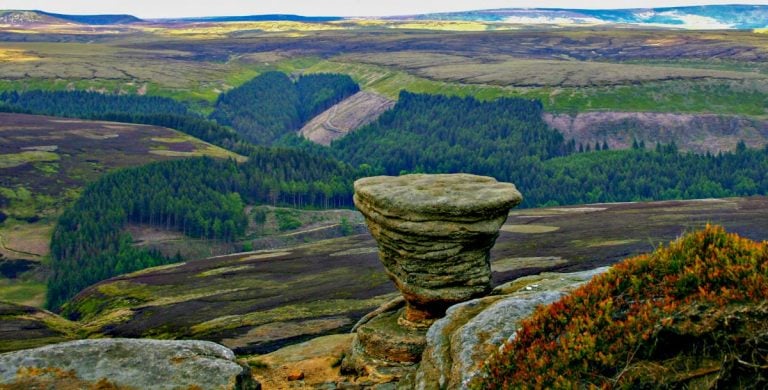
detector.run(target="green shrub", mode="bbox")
[274,209,302,231]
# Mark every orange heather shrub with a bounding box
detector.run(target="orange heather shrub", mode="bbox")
[476,225,768,389]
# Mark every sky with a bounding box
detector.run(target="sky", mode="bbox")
[2,1,768,18]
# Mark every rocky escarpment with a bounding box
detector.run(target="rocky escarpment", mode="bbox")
[346,174,522,382]
[545,112,768,153]
[0,338,260,389]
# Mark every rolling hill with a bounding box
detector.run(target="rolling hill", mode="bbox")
[52,197,768,355]
[0,113,241,306]
[0,10,141,26]
[160,14,342,23]
[4,5,767,30]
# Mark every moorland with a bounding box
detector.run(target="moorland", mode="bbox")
[1,8,768,386]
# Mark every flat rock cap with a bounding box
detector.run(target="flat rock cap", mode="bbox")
[354,174,522,218]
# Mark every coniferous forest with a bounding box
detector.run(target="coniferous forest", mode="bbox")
[0,90,190,117]
[3,72,768,310]
[47,149,359,309]
[210,72,359,145]
[328,91,572,175]
[324,92,768,207]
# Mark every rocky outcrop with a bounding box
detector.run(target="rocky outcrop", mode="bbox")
[346,174,522,382]
[410,267,608,389]
[354,174,523,325]
[0,338,260,389]
[544,112,768,154]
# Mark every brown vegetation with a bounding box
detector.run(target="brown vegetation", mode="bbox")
[299,91,394,145]
[545,112,768,153]
[58,197,768,356]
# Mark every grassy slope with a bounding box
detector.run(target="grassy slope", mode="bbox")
[252,54,764,117]
[60,197,768,356]
[0,301,79,353]
[0,113,242,307]
[1,26,767,116]
[126,206,366,261]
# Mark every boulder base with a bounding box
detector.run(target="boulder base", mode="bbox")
[343,308,427,382]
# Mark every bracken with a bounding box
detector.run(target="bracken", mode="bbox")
[477,224,768,389]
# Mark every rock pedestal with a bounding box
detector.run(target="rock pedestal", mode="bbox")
[346,174,522,380]
[354,173,522,327]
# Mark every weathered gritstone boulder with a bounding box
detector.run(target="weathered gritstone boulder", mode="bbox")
[346,174,521,383]
[408,268,609,390]
[354,174,523,326]
[0,338,260,389]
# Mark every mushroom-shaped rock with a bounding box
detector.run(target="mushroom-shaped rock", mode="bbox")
[354,174,522,328]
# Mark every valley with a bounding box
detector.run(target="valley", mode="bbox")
[1,4,768,388]
[5,196,768,356]
[0,113,240,306]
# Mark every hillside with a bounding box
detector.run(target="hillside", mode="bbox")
[545,112,768,154]
[56,197,768,355]
[210,72,359,145]
[479,225,768,388]
[0,113,241,306]
[0,113,238,227]
[0,11,64,26]
[0,10,141,26]
[0,301,78,353]
[299,91,395,145]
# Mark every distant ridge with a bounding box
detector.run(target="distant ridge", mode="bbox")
[390,4,768,30]
[160,14,342,23]
[0,10,142,25]
[40,11,142,25]
[3,5,766,30]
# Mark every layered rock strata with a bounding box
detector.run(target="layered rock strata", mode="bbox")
[354,173,523,326]
[347,174,522,381]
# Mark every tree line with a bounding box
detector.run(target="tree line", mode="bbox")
[48,148,361,311]
[8,81,768,310]
[519,142,768,207]
[327,91,573,176]
[211,71,359,145]
[323,91,768,207]
[0,89,249,153]
[0,73,360,154]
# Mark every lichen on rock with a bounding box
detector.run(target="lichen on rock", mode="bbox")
[0,338,260,389]
[410,268,608,389]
